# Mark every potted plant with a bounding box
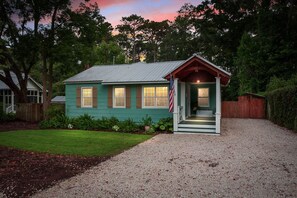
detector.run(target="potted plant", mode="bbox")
[142,115,152,132]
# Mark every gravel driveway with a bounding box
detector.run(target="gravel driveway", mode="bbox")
[34,119,297,198]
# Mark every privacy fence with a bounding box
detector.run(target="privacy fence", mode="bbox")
[222,94,266,119]
[16,103,43,122]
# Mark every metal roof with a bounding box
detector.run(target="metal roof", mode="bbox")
[51,96,66,103]
[64,55,231,84]
[64,60,184,84]
[0,70,43,90]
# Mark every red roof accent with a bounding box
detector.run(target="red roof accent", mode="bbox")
[164,55,231,86]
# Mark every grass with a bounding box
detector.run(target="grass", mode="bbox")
[0,130,152,157]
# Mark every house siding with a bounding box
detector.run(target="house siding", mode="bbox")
[66,83,172,122]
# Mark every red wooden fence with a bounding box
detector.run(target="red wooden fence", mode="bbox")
[222,94,266,119]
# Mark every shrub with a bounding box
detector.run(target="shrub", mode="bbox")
[266,86,297,132]
[39,114,71,129]
[152,117,173,133]
[45,104,65,119]
[72,114,95,130]
[118,118,139,132]
[141,115,152,126]
[94,116,119,130]
[0,111,16,122]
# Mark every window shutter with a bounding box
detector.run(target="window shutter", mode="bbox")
[92,87,98,108]
[108,86,113,108]
[136,85,142,109]
[126,86,131,108]
[76,87,81,108]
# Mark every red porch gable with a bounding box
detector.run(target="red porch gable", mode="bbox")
[164,54,231,86]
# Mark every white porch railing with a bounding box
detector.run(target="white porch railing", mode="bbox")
[178,106,183,123]
[6,105,16,114]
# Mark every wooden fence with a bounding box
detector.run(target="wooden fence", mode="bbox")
[222,94,266,119]
[16,103,43,122]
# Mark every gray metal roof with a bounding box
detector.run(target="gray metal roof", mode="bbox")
[51,96,65,103]
[64,60,184,84]
[0,70,43,90]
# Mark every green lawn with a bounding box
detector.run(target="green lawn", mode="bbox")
[0,130,152,157]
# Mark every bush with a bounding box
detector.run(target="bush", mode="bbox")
[118,118,139,133]
[72,114,95,130]
[39,114,71,129]
[45,104,65,119]
[0,111,16,122]
[266,86,297,132]
[141,115,152,126]
[94,116,119,130]
[152,117,173,133]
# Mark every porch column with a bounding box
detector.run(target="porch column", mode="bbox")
[215,77,221,134]
[180,82,186,120]
[173,78,179,132]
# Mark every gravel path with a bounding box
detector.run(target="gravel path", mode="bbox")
[34,119,297,198]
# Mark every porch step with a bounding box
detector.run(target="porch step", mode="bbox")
[177,127,216,133]
[178,124,215,128]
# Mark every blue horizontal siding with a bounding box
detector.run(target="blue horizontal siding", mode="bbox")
[66,83,172,123]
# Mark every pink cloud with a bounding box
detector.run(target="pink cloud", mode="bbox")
[143,12,177,22]
[86,0,135,8]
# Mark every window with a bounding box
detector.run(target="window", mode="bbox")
[143,86,168,108]
[113,87,125,108]
[198,88,209,107]
[81,88,92,107]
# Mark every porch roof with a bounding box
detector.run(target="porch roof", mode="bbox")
[164,54,231,86]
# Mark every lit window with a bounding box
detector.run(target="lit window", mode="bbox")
[198,88,209,107]
[143,86,168,108]
[113,87,125,108]
[82,88,92,107]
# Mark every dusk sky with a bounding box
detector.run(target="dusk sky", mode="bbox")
[74,0,202,27]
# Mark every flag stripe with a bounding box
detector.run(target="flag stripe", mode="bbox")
[169,75,174,113]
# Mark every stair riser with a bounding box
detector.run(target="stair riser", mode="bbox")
[178,124,215,129]
[177,128,216,133]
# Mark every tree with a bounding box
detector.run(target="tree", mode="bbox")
[0,0,62,103]
[116,14,147,63]
[142,20,170,62]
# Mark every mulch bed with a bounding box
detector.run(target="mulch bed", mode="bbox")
[0,147,109,197]
[0,121,39,132]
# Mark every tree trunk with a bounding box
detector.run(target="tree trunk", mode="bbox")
[42,52,49,119]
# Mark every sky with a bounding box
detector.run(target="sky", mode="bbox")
[74,0,201,27]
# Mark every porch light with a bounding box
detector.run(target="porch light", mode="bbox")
[196,80,200,83]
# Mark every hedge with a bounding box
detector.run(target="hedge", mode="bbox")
[266,86,297,132]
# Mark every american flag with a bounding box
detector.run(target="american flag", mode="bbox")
[169,74,174,113]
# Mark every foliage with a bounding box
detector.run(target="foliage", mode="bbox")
[145,127,156,135]
[0,130,152,156]
[152,117,173,133]
[266,86,297,132]
[0,111,16,122]
[141,115,153,126]
[112,125,120,132]
[94,116,119,130]
[266,75,297,92]
[72,114,95,130]
[39,115,71,129]
[45,104,65,119]
[118,118,139,133]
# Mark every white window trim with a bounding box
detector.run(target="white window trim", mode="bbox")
[198,88,210,107]
[81,87,93,108]
[142,86,169,109]
[113,86,126,108]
